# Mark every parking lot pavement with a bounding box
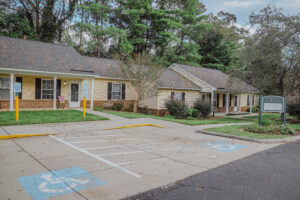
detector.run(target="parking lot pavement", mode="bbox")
[0,114,280,200]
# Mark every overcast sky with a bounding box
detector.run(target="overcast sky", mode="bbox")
[201,0,300,25]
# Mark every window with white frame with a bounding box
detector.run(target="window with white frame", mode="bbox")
[174,92,182,101]
[0,76,10,99]
[42,79,54,99]
[112,83,122,100]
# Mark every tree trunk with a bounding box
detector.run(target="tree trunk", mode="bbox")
[133,101,138,113]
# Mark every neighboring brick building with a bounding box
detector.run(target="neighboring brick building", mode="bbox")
[0,36,259,114]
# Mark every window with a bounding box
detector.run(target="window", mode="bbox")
[0,76,10,99]
[201,94,206,102]
[42,79,54,99]
[112,83,122,100]
[174,92,183,101]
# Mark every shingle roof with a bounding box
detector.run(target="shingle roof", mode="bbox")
[156,69,201,90]
[174,63,259,93]
[0,36,125,78]
[0,36,93,75]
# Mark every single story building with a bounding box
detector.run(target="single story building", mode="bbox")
[0,36,259,115]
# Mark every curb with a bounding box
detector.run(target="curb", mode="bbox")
[196,130,300,143]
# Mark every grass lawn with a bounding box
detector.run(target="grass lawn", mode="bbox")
[0,110,108,126]
[206,125,290,139]
[102,110,252,125]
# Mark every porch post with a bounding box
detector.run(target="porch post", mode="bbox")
[226,93,229,114]
[10,73,14,111]
[238,94,242,112]
[210,90,214,115]
[90,78,94,110]
[249,94,253,114]
[53,76,57,109]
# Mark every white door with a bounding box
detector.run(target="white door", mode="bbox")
[234,95,238,112]
[69,83,80,107]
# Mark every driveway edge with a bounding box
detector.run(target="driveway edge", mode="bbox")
[196,130,300,143]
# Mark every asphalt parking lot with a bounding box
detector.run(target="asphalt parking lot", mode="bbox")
[0,112,279,200]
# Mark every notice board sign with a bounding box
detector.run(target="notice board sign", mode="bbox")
[262,96,284,112]
[259,96,287,126]
[82,80,89,98]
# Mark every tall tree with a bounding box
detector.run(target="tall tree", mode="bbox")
[0,0,78,42]
[237,5,300,96]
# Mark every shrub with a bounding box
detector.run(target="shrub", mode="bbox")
[246,106,259,113]
[124,103,134,112]
[187,109,198,117]
[94,107,103,112]
[138,107,149,115]
[287,103,300,119]
[111,101,124,111]
[244,124,295,135]
[165,99,188,119]
[193,98,211,118]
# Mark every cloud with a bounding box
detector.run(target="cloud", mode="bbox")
[224,0,264,8]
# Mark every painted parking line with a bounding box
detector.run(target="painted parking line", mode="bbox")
[18,166,105,200]
[50,135,141,178]
[83,142,160,151]
[69,139,108,144]
[0,133,56,140]
[117,158,167,166]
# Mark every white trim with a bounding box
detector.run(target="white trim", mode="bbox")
[10,73,14,111]
[69,81,81,108]
[170,64,216,90]
[53,77,57,109]
[90,78,94,110]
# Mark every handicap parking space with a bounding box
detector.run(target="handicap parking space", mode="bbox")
[0,121,279,200]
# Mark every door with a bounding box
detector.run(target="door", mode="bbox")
[69,83,80,107]
[234,95,238,112]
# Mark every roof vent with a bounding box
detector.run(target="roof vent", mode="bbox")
[70,69,94,73]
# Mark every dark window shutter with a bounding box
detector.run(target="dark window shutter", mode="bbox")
[247,95,250,106]
[252,95,254,106]
[182,92,185,102]
[56,79,61,98]
[122,83,126,100]
[16,77,22,99]
[171,92,174,100]
[217,94,219,107]
[229,94,232,106]
[35,78,41,99]
[108,82,112,100]
[223,94,226,107]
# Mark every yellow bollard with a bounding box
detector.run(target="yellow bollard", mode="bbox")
[15,96,19,121]
[83,97,86,118]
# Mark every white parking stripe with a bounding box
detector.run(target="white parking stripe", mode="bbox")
[118,158,167,166]
[69,139,108,144]
[50,135,142,178]
[83,142,160,150]
[98,151,144,156]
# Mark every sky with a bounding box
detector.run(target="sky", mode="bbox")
[200,0,300,25]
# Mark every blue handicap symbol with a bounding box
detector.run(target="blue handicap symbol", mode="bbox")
[201,141,247,152]
[18,166,105,200]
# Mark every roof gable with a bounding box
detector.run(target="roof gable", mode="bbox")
[173,63,259,93]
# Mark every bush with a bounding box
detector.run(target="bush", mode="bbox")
[193,98,211,118]
[244,124,295,135]
[165,99,188,119]
[187,109,198,117]
[111,101,124,111]
[138,107,149,115]
[246,106,259,113]
[124,103,134,112]
[287,103,300,119]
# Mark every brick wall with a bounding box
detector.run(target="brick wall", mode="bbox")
[0,100,69,109]
[80,100,136,110]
